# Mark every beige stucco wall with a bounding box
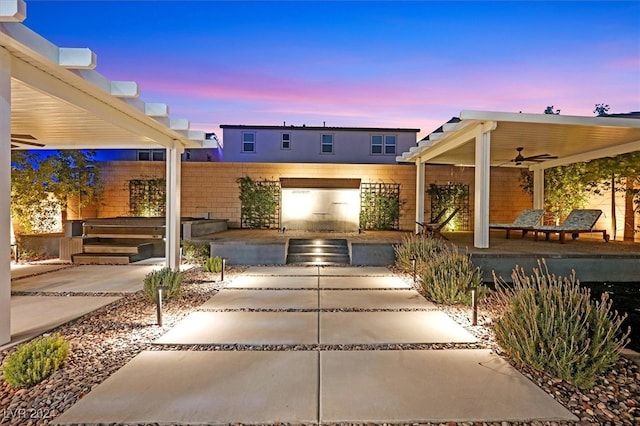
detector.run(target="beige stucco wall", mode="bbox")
[94,161,532,231]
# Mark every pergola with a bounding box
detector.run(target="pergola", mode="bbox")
[1,0,211,344]
[397,110,640,248]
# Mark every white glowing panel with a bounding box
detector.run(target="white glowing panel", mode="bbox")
[282,188,360,231]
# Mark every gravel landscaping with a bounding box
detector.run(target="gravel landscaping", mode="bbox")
[1,266,638,425]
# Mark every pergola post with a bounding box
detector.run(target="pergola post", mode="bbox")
[532,168,545,209]
[415,160,425,233]
[0,47,12,345]
[165,144,182,270]
[473,123,494,248]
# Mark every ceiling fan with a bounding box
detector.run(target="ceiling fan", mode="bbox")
[511,147,557,165]
[10,133,45,149]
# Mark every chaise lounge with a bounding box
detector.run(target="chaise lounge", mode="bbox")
[489,209,545,239]
[416,208,460,239]
[532,209,609,244]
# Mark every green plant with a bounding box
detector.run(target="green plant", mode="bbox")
[394,234,449,276]
[182,240,210,264]
[426,183,468,230]
[360,183,402,230]
[492,260,630,389]
[420,243,483,305]
[237,176,280,228]
[1,333,70,388]
[143,267,183,303]
[129,178,166,217]
[204,256,223,273]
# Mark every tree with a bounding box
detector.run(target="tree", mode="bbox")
[594,103,610,116]
[544,106,560,115]
[11,150,102,233]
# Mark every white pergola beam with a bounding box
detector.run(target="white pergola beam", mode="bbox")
[415,121,485,163]
[110,80,139,97]
[0,0,26,22]
[461,110,640,128]
[415,161,425,234]
[58,47,96,69]
[530,140,640,170]
[145,102,169,117]
[165,144,183,271]
[473,122,495,248]
[0,46,11,345]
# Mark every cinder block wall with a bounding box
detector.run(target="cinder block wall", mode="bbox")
[96,161,530,231]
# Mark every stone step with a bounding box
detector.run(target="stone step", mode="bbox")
[71,253,133,265]
[286,238,350,265]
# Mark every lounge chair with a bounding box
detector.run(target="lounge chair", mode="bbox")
[489,209,544,239]
[532,209,609,243]
[416,208,459,239]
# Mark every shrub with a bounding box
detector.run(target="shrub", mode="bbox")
[143,267,183,303]
[2,333,70,388]
[394,234,449,276]
[421,243,483,305]
[492,260,630,389]
[182,240,210,264]
[204,256,223,273]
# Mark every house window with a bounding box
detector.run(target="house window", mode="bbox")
[137,149,165,161]
[321,134,334,154]
[371,135,383,154]
[242,132,255,153]
[281,133,291,150]
[384,135,397,155]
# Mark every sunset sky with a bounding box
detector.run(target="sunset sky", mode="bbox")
[24,1,640,142]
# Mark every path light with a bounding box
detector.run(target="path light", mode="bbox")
[221,258,226,281]
[156,286,168,326]
[410,255,417,284]
[471,288,478,326]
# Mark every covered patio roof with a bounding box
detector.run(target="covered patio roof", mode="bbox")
[0,0,211,345]
[397,110,640,249]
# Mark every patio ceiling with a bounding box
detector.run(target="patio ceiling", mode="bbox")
[398,110,640,169]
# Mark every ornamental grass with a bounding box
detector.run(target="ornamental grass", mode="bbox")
[2,334,70,388]
[143,267,183,303]
[492,260,630,389]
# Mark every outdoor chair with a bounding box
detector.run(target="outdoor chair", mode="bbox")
[489,209,544,239]
[532,209,609,244]
[416,208,460,239]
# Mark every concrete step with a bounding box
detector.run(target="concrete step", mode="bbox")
[72,253,133,265]
[286,238,350,265]
[83,244,140,254]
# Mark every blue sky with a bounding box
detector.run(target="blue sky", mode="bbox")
[24,1,640,141]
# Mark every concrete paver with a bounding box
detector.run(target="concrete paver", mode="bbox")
[319,266,392,276]
[201,289,318,310]
[5,295,120,349]
[321,311,477,344]
[320,289,434,309]
[155,311,318,345]
[11,264,158,293]
[10,263,72,280]
[320,349,577,423]
[320,275,410,289]
[54,351,319,425]
[227,275,318,289]
[242,265,319,276]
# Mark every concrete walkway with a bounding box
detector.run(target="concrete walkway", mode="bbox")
[54,265,576,425]
[4,262,161,350]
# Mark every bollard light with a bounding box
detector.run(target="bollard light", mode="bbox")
[471,288,478,326]
[156,285,168,326]
[410,256,417,285]
[221,258,226,281]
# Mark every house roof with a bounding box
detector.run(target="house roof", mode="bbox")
[220,124,421,133]
[397,110,640,170]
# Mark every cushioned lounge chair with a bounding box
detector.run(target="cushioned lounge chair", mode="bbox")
[533,209,609,244]
[489,209,544,239]
[416,208,459,239]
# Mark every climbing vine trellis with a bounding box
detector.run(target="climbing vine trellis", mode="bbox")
[237,176,281,229]
[129,178,166,217]
[360,182,401,230]
[426,183,470,231]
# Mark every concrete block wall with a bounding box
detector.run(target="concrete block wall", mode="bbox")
[96,161,529,232]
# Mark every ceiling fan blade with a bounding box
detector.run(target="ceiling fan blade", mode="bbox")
[10,133,37,141]
[11,138,45,147]
[523,154,558,161]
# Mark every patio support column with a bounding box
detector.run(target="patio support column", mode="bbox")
[473,122,495,248]
[0,47,11,345]
[415,160,425,233]
[165,144,182,270]
[532,168,545,209]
